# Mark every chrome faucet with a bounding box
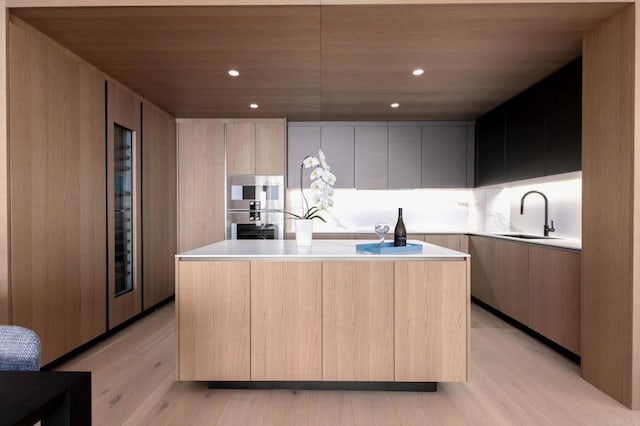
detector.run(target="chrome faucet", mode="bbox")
[520,190,555,237]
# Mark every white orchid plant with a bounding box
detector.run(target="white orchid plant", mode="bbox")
[286,149,336,223]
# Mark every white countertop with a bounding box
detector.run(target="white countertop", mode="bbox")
[472,233,581,251]
[176,240,469,261]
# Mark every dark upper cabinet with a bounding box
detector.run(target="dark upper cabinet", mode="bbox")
[475,58,581,187]
[505,82,546,181]
[545,58,582,175]
[476,106,506,186]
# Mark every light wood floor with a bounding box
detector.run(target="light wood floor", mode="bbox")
[56,302,640,425]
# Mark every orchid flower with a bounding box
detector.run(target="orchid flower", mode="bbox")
[283,149,336,223]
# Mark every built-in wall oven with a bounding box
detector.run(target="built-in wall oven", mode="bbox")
[226,175,284,240]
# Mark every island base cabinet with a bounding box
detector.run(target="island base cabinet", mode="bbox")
[176,261,250,381]
[251,262,322,381]
[395,261,468,382]
[322,261,394,381]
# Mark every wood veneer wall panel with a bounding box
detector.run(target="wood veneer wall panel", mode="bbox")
[635,3,640,411]
[322,261,394,381]
[582,5,636,408]
[9,21,106,363]
[142,102,176,309]
[0,0,8,324]
[177,119,225,252]
[177,261,250,381]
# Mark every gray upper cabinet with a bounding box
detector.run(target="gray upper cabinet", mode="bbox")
[355,126,388,189]
[287,125,320,188]
[388,126,422,189]
[321,126,355,188]
[288,121,473,190]
[421,125,469,188]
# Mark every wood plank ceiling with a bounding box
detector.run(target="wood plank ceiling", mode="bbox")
[12,4,625,120]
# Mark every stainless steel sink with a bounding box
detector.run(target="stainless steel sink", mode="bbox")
[496,233,560,240]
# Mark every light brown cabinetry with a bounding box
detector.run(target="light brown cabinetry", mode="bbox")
[226,121,256,175]
[256,121,286,175]
[322,262,394,381]
[470,235,581,354]
[9,21,107,364]
[226,119,286,175]
[494,239,529,323]
[8,18,177,365]
[251,262,322,380]
[424,234,465,251]
[176,257,469,384]
[142,102,177,309]
[529,246,581,354]
[177,119,226,252]
[395,261,468,382]
[177,261,250,381]
[470,236,529,324]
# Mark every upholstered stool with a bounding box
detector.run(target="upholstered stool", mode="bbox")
[0,325,41,371]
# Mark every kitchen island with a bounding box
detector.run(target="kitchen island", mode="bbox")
[175,240,470,391]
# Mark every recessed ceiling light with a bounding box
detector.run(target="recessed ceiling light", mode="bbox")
[228,69,240,77]
[412,68,424,76]
[250,103,259,109]
[390,103,400,108]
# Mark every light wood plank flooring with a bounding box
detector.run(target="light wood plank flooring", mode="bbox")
[55,302,640,425]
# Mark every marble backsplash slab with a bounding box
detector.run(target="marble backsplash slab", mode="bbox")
[285,171,582,240]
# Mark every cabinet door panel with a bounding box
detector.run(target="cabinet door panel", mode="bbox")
[494,240,529,324]
[323,262,394,381]
[177,120,225,252]
[321,126,355,188]
[251,262,322,380]
[423,234,461,251]
[288,126,321,188]
[226,122,256,175]
[142,103,177,309]
[505,83,546,181]
[395,261,467,382]
[256,120,286,175]
[177,261,250,381]
[529,247,581,354]
[476,107,505,186]
[355,126,388,189]
[469,236,497,305]
[546,58,582,175]
[388,126,422,188]
[421,125,468,188]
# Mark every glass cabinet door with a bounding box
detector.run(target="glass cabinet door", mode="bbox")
[114,124,134,297]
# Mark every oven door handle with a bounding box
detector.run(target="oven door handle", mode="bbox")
[231,223,237,240]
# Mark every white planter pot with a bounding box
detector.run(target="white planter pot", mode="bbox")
[295,219,313,246]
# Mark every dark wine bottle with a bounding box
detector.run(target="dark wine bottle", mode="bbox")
[394,208,407,247]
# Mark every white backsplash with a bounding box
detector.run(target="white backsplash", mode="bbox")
[285,171,582,239]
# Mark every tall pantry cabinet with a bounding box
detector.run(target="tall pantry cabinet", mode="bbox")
[9,20,108,364]
[6,18,177,365]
